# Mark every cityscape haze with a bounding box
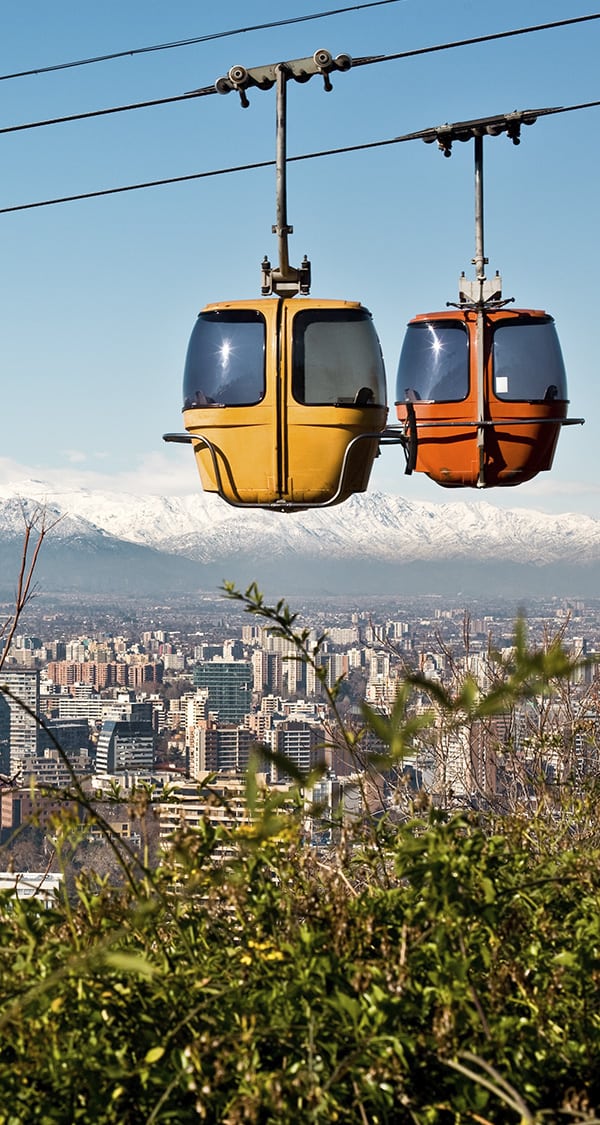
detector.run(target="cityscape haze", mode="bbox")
[1,585,598,861]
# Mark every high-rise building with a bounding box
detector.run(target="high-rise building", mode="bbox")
[184,691,210,730]
[38,718,91,758]
[193,661,253,724]
[0,693,10,774]
[271,720,324,782]
[0,669,40,774]
[190,724,261,778]
[325,652,348,691]
[252,650,283,695]
[19,748,94,788]
[158,774,264,841]
[56,690,103,725]
[95,702,155,775]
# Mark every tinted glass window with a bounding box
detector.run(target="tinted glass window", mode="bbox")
[492,318,567,402]
[292,309,386,406]
[396,321,469,403]
[183,310,265,408]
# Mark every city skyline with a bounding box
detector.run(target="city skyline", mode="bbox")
[1,586,597,824]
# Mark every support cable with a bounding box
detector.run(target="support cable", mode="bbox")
[350,12,600,67]
[0,1,405,82]
[1,13,599,136]
[0,87,216,136]
[2,98,599,215]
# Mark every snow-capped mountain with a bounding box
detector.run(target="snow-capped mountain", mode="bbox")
[0,479,597,598]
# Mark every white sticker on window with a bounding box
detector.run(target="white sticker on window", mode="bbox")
[495,376,508,394]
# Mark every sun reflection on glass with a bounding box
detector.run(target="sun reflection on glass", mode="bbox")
[426,323,443,355]
[218,339,233,369]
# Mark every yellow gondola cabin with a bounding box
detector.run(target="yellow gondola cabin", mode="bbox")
[181,297,388,508]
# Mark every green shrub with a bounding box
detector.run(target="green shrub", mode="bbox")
[0,586,599,1123]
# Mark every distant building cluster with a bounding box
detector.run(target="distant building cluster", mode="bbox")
[0,594,598,845]
[46,660,163,690]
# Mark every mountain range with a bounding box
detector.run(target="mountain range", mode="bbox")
[0,480,597,600]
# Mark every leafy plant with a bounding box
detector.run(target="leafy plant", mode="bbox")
[0,580,598,1122]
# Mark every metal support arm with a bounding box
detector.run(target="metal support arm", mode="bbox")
[215,50,351,297]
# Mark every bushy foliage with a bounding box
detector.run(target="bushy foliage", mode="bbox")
[0,585,599,1123]
[2,805,600,1123]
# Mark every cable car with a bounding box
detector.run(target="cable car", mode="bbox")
[395,305,570,488]
[392,112,583,489]
[181,297,387,507]
[164,50,389,510]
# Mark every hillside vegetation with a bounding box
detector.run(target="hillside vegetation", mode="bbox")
[0,583,599,1124]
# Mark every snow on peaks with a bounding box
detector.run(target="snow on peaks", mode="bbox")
[0,481,597,566]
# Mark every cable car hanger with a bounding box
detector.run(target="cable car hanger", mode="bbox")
[215,50,351,299]
[164,50,393,511]
[391,108,584,489]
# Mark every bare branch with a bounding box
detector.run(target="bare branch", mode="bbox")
[0,503,62,673]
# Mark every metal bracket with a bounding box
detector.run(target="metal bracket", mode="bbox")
[422,109,540,158]
[458,271,503,305]
[379,414,416,475]
[260,253,311,298]
[215,50,352,106]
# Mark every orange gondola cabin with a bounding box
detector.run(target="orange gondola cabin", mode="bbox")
[393,111,583,489]
[395,305,570,488]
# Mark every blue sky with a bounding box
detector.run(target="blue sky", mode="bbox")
[0,1,598,515]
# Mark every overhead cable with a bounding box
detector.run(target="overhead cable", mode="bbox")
[351,11,600,66]
[0,1,405,82]
[0,87,216,136]
[2,12,599,137]
[2,99,599,216]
